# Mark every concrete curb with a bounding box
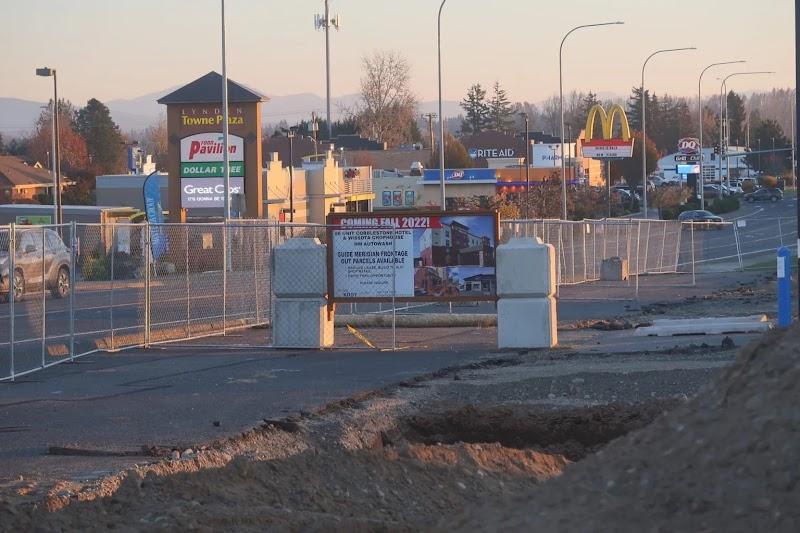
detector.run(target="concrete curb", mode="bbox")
[334,313,497,328]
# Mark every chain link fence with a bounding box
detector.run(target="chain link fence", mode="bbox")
[0,221,330,382]
[2,216,794,381]
[500,218,683,285]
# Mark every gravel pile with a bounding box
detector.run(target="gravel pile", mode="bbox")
[452,324,800,531]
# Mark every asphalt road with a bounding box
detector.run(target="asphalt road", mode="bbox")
[0,328,760,487]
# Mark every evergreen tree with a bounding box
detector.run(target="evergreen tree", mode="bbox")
[459,84,490,135]
[726,91,747,146]
[488,81,514,133]
[0,133,5,155]
[75,98,124,174]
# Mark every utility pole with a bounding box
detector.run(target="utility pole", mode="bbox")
[315,1,340,140]
[796,0,800,318]
[423,112,437,156]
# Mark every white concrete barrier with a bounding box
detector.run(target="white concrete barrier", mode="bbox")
[272,238,334,348]
[496,237,557,349]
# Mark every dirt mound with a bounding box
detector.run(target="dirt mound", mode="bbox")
[451,324,800,531]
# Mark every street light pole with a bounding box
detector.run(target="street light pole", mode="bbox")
[720,71,775,190]
[641,47,696,219]
[221,0,231,221]
[559,21,624,220]
[35,67,61,225]
[437,0,447,210]
[698,61,745,210]
[520,112,530,218]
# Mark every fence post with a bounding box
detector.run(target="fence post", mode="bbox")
[635,221,641,299]
[41,227,47,368]
[185,226,190,337]
[9,224,15,379]
[110,225,115,351]
[732,222,744,272]
[391,226,397,351]
[659,222,667,272]
[69,221,76,361]
[254,225,261,323]
[778,217,784,247]
[222,222,227,335]
[690,222,696,286]
[144,221,151,348]
[643,221,651,275]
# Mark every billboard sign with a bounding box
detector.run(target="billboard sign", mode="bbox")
[15,215,52,225]
[181,177,245,208]
[468,147,516,159]
[531,143,564,167]
[180,133,244,178]
[327,211,498,302]
[581,104,634,159]
[676,164,701,174]
[678,137,701,155]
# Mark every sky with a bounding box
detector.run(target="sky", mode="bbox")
[0,0,796,106]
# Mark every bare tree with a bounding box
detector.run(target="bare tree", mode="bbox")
[354,50,418,147]
[138,114,168,170]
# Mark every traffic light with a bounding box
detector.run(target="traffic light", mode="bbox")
[713,144,720,155]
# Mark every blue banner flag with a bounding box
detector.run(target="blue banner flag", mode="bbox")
[143,171,167,261]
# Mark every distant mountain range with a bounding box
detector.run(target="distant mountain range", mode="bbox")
[0,89,463,138]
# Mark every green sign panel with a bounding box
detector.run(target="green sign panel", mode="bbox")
[180,161,244,178]
[16,215,52,225]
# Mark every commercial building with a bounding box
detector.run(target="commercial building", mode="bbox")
[657,147,752,183]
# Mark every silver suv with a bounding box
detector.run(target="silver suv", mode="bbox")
[0,228,71,302]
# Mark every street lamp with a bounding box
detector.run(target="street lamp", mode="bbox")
[698,61,745,210]
[559,21,624,220]
[641,47,696,219]
[437,0,447,210]
[720,71,774,190]
[35,67,61,225]
[519,112,530,218]
[220,0,231,221]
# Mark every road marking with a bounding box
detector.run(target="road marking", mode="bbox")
[728,207,764,221]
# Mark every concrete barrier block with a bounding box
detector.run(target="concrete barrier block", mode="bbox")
[601,257,629,281]
[496,237,556,298]
[273,238,327,297]
[272,297,334,348]
[497,296,557,348]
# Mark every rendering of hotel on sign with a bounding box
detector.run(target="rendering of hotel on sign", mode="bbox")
[581,104,635,159]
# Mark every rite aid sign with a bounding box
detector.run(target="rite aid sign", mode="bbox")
[181,177,244,208]
[468,147,516,159]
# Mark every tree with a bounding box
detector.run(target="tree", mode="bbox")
[76,98,125,174]
[460,84,490,135]
[0,133,5,155]
[609,131,659,188]
[747,119,790,175]
[429,131,472,168]
[726,91,747,146]
[488,82,514,133]
[139,114,168,170]
[353,50,418,147]
[28,100,89,174]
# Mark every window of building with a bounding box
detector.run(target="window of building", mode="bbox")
[404,190,415,206]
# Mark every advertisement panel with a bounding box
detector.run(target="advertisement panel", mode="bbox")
[531,144,563,168]
[421,169,497,183]
[179,133,244,178]
[181,177,245,208]
[327,211,498,302]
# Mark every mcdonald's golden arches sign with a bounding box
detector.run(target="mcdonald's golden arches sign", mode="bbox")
[581,104,634,159]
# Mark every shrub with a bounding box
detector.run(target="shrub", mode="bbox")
[759,175,778,188]
[708,197,740,214]
[742,181,756,193]
[81,252,111,281]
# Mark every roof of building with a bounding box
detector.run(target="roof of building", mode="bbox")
[0,156,54,189]
[157,71,268,105]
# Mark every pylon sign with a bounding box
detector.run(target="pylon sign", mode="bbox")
[581,104,634,159]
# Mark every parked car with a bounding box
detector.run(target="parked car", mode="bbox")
[678,210,724,229]
[743,188,783,203]
[0,228,71,302]
[703,185,722,199]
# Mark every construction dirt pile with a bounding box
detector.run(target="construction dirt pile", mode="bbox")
[452,324,800,531]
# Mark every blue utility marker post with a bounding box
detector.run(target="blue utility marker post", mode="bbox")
[777,246,792,328]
